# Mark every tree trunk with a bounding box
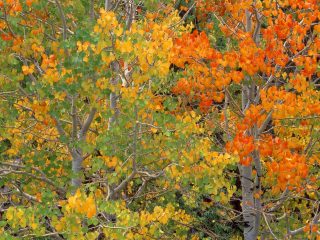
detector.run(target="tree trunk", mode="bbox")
[71,151,83,188]
[105,0,112,11]
[239,9,263,239]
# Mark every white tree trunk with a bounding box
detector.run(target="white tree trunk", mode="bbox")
[240,9,263,239]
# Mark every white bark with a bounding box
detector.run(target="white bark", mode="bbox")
[105,0,112,11]
[71,150,83,188]
[108,61,120,130]
[240,9,263,240]
[55,106,96,190]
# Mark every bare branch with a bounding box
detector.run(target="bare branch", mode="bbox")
[79,108,97,141]
[224,89,231,141]
[54,117,67,137]
[71,96,77,140]
[262,212,279,240]
[54,0,68,40]
[289,204,320,236]
[169,2,196,29]
[252,6,262,44]
[266,188,289,213]
[258,111,273,135]
[0,163,66,195]
[111,170,136,197]
[110,105,139,198]
[11,183,39,203]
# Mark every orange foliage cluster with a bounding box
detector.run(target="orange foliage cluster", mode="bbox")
[226,132,255,166]
[171,31,232,111]
[261,86,320,119]
[0,0,22,13]
[260,136,309,192]
[171,0,319,194]
[225,105,267,166]
[1,33,13,41]
[171,30,217,68]
[196,0,227,19]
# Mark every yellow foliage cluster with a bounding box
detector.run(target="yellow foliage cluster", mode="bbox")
[94,10,119,34]
[125,204,192,239]
[6,207,39,231]
[65,190,97,219]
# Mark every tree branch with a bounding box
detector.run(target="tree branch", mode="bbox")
[258,111,273,135]
[79,108,97,141]
[0,163,66,195]
[54,0,68,40]
[71,96,77,140]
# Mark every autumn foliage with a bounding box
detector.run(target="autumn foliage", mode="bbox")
[0,0,319,239]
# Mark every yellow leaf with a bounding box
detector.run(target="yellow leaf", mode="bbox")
[104,156,118,168]
[146,53,153,64]
[77,41,82,52]
[22,65,34,75]
[117,40,133,53]
[157,61,170,76]
[6,207,14,221]
[126,232,134,239]
[114,27,123,37]
[30,222,38,230]
[16,209,24,219]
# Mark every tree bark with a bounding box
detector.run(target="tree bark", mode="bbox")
[239,9,263,240]
[71,150,83,188]
[105,0,112,11]
[108,61,120,130]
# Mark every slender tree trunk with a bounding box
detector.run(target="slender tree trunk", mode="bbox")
[71,150,83,188]
[240,164,256,239]
[240,9,263,239]
[107,0,135,130]
[90,0,95,21]
[106,0,119,130]
[240,84,257,240]
[70,107,96,188]
[105,0,112,11]
[56,104,96,190]
[108,61,120,130]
